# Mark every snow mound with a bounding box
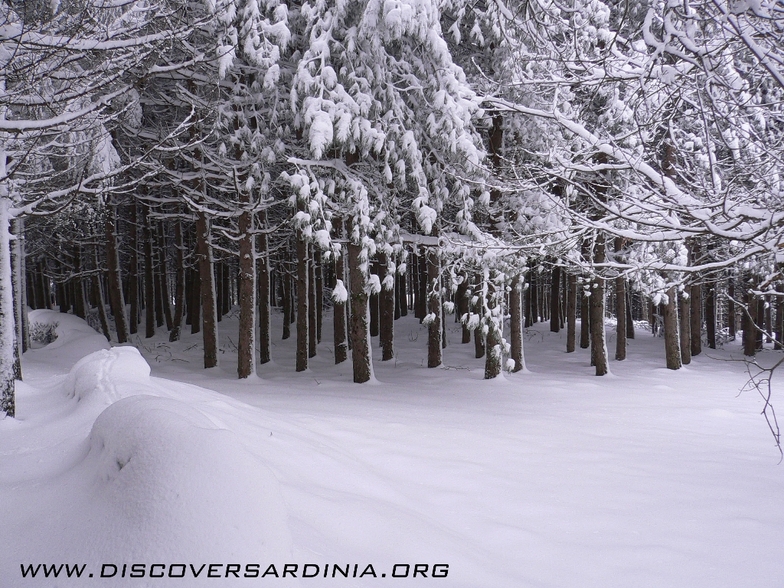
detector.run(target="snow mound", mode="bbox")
[64,346,150,407]
[27,309,110,369]
[77,394,291,567]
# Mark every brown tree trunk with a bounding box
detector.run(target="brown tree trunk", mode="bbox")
[580,280,590,349]
[104,205,128,343]
[282,268,292,341]
[196,210,218,368]
[237,193,256,379]
[679,290,692,365]
[510,275,524,372]
[590,237,609,376]
[333,219,348,364]
[348,238,372,383]
[169,219,185,343]
[690,282,702,357]
[308,244,317,359]
[296,227,309,372]
[615,275,627,361]
[257,211,271,365]
[143,206,155,339]
[157,221,173,331]
[550,266,561,333]
[663,286,682,370]
[128,202,139,334]
[566,273,577,353]
[728,278,736,340]
[706,280,716,349]
[380,253,395,361]
[484,280,502,379]
[427,247,442,368]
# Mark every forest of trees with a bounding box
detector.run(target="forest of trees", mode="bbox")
[1,0,783,417]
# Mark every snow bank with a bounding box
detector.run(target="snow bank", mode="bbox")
[63,346,150,407]
[27,309,110,371]
[75,394,292,568]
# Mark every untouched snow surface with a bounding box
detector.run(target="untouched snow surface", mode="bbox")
[1,309,783,587]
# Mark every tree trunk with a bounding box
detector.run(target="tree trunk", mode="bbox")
[590,237,609,376]
[743,282,757,356]
[282,269,292,340]
[705,281,716,349]
[626,288,635,339]
[510,275,524,372]
[157,221,173,331]
[143,206,155,339]
[728,278,736,340]
[169,219,186,343]
[457,276,471,344]
[92,248,112,342]
[416,248,427,321]
[257,210,271,365]
[308,244,317,359]
[427,247,442,368]
[315,249,323,343]
[348,239,372,383]
[104,205,129,343]
[580,280,590,349]
[0,199,17,417]
[690,283,702,356]
[679,290,692,365]
[11,218,29,355]
[566,273,577,353]
[663,286,682,370]
[484,280,502,379]
[196,210,218,368]
[615,275,627,361]
[333,237,348,365]
[550,266,561,333]
[237,194,256,379]
[296,225,309,372]
[128,202,139,334]
[380,253,395,361]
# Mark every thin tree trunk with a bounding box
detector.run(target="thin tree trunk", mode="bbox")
[92,248,112,342]
[196,210,218,368]
[626,288,635,339]
[282,268,292,340]
[615,275,627,361]
[380,253,395,361]
[706,280,716,349]
[456,275,470,344]
[169,219,186,342]
[690,282,702,356]
[143,206,155,339]
[590,237,609,376]
[157,221,173,331]
[296,225,309,372]
[257,210,271,365]
[0,199,17,416]
[566,273,577,353]
[663,286,682,370]
[743,281,757,356]
[580,280,590,349]
[348,238,372,383]
[237,192,256,379]
[728,278,736,340]
[679,290,692,365]
[128,202,139,334]
[333,219,348,364]
[510,275,524,372]
[484,280,502,379]
[104,206,128,343]
[308,244,317,359]
[11,218,28,354]
[550,266,561,333]
[315,249,323,344]
[427,247,442,368]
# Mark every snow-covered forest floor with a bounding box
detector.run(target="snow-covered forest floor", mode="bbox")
[2,310,783,588]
